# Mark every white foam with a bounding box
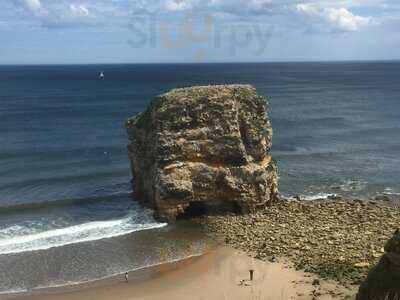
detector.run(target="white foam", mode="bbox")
[0,216,166,255]
[383,192,400,196]
[339,180,367,192]
[301,193,337,201]
[0,225,27,239]
[0,288,28,296]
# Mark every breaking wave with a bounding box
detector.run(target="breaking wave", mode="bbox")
[301,193,337,201]
[0,214,166,255]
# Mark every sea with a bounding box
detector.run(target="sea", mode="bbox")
[0,62,399,294]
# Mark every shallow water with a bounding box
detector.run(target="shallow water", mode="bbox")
[0,220,209,294]
[0,62,399,292]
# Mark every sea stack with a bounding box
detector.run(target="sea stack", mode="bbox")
[357,229,400,300]
[126,85,279,222]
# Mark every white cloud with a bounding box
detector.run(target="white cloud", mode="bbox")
[24,0,42,11]
[70,4,90,17]
[5,0,385,32]
[162,0,276,15]
[165,0,191,12]
[296,3,370,32]
[327,7,370,31]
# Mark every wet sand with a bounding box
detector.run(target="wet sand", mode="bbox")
[6,247,356,300]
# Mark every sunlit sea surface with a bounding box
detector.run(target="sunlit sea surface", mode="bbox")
[0,62,399,293]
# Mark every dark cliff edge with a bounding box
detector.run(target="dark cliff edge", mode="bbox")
[126,85,279,223]
[357,229,400,300]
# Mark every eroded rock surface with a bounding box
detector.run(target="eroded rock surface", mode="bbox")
[357,229,400,300]
[126,85,279,222]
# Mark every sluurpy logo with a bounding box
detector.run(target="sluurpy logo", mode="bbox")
[127,12,274,62]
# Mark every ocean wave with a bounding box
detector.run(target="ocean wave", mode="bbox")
[0,288,28,296]
[0,169,129,192]
[271,144,299,152]
[0,191,132,214]
[382,187,400,196]
[301,193,337,201]
[0,144,125,162]
[275,116,348,127]
[0,215,166,255]
[383,192,400,196]
[282,193,337,201]
[338,179,367,192]
[284,193,337,201]
[272,145,347,156]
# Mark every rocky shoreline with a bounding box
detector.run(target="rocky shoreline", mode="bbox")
[199,199,400,287]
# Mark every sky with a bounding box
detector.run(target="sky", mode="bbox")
[0,0,399,64]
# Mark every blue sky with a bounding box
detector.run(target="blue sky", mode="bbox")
[0,0,399,64]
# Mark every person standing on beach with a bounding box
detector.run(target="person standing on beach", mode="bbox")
[125,272,129,283]
[249,269,254,281]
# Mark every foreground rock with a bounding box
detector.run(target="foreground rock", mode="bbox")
[357,229,400,300]
[200,200,400,288]
[126,85,279,222]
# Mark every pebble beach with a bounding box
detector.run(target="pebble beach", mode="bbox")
[200,199,400,286]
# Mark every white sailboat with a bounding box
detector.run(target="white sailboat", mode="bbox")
[99,72,105,79]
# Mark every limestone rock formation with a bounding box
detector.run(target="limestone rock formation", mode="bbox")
[357,229,400,300]
[126,85,279,222]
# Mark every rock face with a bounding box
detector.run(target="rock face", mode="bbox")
[126,85,279,222]
[357,229,400,300]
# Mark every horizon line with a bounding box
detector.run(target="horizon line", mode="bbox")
[1,58,399,67]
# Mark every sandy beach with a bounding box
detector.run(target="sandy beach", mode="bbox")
[202,199,400,286]
[6,247,355,300]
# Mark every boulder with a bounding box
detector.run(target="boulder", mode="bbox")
[126,85,279,222]
[357,229,400,300]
